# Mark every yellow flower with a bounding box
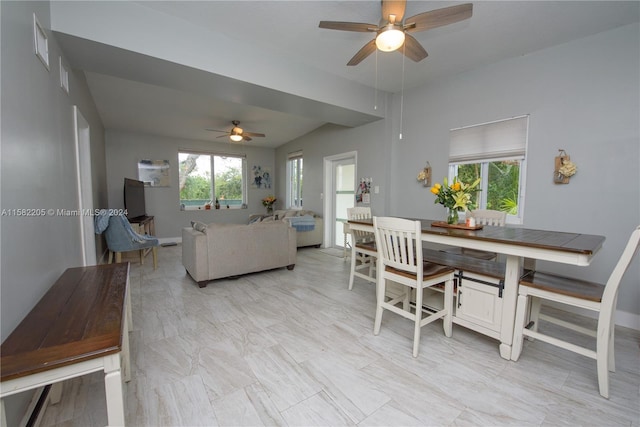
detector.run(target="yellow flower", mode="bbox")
[451,182,461,191]
[430,183,441,195]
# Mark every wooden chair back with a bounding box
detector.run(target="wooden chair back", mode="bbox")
[373,216,422,277]
[470,209,507,226]
[348,207,374,242]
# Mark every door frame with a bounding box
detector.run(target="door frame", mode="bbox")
[323,151,357,248]
[73,106,97,266]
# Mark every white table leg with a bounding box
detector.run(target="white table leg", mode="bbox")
[122,309,132,383]
[103,354,125,426]
[49,382,63,404]
[499,254,522,360]
[1,399,7,427]
[126,283,133,333]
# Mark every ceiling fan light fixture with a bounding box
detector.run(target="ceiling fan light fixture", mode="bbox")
[229,134,243,142]
[375,25,405,52]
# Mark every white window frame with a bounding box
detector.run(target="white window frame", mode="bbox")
[179,151,247,210]
[448,116,529,225]
[287,151,303,209]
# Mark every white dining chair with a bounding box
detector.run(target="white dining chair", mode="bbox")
[347,207,376,290]
[373,216,455,357]
[512,225,640,398]
[443,209,507,260]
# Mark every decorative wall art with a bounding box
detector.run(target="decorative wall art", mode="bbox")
[417,162,432,187]
[356,177,372,204]
[251,165,272,189]
[553,149,577,184]
[138,159,170,187]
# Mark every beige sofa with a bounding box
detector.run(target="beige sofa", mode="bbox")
[251,210,323,248]
[182,220,296,287]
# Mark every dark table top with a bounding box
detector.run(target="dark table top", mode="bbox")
[1,263,130,382]
[348,218,605,256]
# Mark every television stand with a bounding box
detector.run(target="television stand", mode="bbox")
[129,216,155,260]
[129,215,155,236]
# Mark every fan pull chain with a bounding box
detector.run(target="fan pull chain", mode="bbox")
[399,42,406,140]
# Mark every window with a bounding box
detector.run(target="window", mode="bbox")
[287,151,303,208]
[449,116,529,224]
[179,152,246,209]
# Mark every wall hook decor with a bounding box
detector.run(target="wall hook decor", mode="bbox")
[554,149,577,184]
[417,162,432,187]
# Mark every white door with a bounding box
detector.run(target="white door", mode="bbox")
[74,106,97,266]
[323,152,356,249]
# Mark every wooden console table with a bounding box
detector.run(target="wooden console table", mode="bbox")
[0,263,132,426]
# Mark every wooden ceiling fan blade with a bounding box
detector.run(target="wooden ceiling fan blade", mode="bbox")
[319,21,376,32]
[402,35,428,62]
[215,134,229,138]
[242,136,253,142]
[381,0,406,23]
[206,128,229,133]
[244,132,265,138]
[405,3,473,33]
[347,39,377,66]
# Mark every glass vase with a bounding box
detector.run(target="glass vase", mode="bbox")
[447,208,459,225]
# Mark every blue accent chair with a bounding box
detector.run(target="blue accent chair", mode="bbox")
[104,214,159,269]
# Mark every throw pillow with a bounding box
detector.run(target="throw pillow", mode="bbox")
[191,221,207,234]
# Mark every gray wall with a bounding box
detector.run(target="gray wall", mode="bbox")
[1,1,107,424]
[105,130,276,239]
[278,24,640,325]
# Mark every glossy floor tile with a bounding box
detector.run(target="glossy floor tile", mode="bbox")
[39,245,639,426]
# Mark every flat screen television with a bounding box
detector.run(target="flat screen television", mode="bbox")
[124,178,146,220]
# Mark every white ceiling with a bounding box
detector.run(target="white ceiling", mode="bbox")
[55,1,639,148]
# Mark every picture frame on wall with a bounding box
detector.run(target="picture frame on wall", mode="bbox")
[138,159,170,187]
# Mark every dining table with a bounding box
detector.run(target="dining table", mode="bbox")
[347,217,606,360]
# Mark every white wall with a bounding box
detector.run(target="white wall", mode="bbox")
[105,130,276,240]
[0,1,107,424]
[278,24,640,324]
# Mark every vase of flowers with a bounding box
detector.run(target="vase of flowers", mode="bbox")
[262,195,277,214]
[430,177,481,224]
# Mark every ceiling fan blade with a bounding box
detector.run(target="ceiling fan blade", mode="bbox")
[402,34,428,62]
[381,0,406,23]
[243,132,265,138]
[319,21,376,32]
[405,3,473,33]
[215,134,229,138]
[242,136,253,142]
[206,128,229,133]
[347,39,377,66]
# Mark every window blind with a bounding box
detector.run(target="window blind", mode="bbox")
[288,150,303,160]
[449,115,529,163]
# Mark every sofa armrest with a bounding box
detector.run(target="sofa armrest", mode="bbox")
[182,227,209,282]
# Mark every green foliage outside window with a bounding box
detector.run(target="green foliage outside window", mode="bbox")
[180,174,211,201]
[456,160,520,215]
[179,153,244,205]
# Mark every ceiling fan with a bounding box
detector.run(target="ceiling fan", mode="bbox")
[206,120,265,142]
[319,0,472,66]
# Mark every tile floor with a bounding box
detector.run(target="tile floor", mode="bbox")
[40,245,639,426]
